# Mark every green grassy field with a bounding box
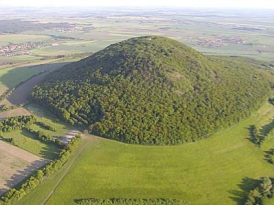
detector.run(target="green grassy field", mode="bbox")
[0,103,75,161]
[0,66,44,88]
[0,55,41,65]
[0,102,81,165]
[0,58,80,90]
[1,130,60,160]
[0,34,51,46]
[25,103,80,138]
[0,60,64,89]
[17,101,274,205]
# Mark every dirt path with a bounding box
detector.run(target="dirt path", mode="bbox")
[41,136,90,205]
[62,130,81,144]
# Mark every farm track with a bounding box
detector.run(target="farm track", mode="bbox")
[41,136,90,205]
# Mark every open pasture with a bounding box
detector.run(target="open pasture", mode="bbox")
[18,102,274,205]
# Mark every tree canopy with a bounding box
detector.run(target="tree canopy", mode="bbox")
[31,36,270,145]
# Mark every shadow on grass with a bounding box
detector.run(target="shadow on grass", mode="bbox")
[264,148,274,165]
[247,125,256,144]
[260,118,274,136]
[6,62,70,106]
[229,177,260,205]
[0,159,48,196]
[0,62,68,89]
[25,103,85,132]
[20,129,60,160]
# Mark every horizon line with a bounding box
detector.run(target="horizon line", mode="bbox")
[0,5,274,10]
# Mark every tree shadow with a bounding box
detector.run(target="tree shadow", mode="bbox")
[0,62,68,106]
[264,148,274,165]
[260,118,274,136]
[0,62,69,89]
[247,125,256,143]
[0,159,48,196]
[25,103,84,132]
[20,129,61,160]
[228,177,260,205]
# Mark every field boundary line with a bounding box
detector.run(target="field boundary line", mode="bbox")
[41,138,89,205]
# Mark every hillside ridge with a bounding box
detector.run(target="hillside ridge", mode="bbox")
[31,36,270,145]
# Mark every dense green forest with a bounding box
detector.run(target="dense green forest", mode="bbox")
[0,115,36,133]
[31,36,270,145]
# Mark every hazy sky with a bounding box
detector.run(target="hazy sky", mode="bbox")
[0,0,274,9]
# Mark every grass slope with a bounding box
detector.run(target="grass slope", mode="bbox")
[18,102,274,205]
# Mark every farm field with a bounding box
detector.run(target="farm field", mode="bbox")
[7,62,69,105]
[0,9,273,64]
[0,54,84,201]
[0,107,30,120]
[0,140,49,195]
[0,64,45,89]
[0,34,51,46]
[18,102,274,205]
[0,59,71,89]
[1,129,60,160]
[0,103,80,160]
[0,7,273,205]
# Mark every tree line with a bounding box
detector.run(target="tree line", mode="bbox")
[35,121,56,131]
[24,127,63,148]
[245,177,274,205]
[0,135,81,205]
[0,115,36,133]
[75,198,189,205]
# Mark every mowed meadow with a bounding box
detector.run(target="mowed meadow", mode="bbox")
[18,101,274,205]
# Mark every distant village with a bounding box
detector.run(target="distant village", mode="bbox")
[0,42,45,57]
[51,27,81,32]
[187,36,244,48]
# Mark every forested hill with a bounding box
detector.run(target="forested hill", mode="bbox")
[31,36,270,145]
